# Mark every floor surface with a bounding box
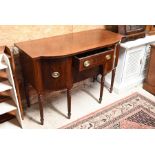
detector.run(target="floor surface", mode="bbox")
[0,80,155,129]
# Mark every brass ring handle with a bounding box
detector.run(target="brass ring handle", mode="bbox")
[51,72,60,78]
[83,60,91,67]
[105,54,111,60]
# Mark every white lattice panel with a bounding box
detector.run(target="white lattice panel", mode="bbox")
[124,48,144,79]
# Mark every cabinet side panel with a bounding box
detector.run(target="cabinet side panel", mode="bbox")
[147,46,155,85]
[20,51,36,88]
[113,47,126,84]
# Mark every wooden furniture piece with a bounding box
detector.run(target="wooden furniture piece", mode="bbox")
[4,46,24,119]
[146,25,155,35]
[143,44,155,94]
[15,29,122,125]
[106,25,146,42]
[0,46,22,127]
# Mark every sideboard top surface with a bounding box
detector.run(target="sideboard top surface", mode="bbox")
[15,29,123,59]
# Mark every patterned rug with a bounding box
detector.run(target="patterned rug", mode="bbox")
[61,93,155,129]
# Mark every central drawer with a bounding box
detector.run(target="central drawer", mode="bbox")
[74,48,114,72]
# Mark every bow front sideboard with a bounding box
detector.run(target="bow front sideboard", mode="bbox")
[15,29,122,125]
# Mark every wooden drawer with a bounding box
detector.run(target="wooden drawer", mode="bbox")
[74,48,114,72]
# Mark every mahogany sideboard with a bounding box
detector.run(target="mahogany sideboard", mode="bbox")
[15,29,122,125]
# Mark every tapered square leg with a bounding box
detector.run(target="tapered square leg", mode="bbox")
[67,89,71,119]
[110,68,116,93]
[99,73,105,103]
[38,93,44,125]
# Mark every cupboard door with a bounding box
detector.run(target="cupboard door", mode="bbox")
[124,46,145,80]
[41,58,73,91]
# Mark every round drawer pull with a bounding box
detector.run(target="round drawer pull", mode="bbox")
[51,72,60,78]
[83,60,91,67]
[105,55,111,60]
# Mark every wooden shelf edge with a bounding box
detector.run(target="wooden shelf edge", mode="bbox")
[0,113,15,124]
[0,100,16,115]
